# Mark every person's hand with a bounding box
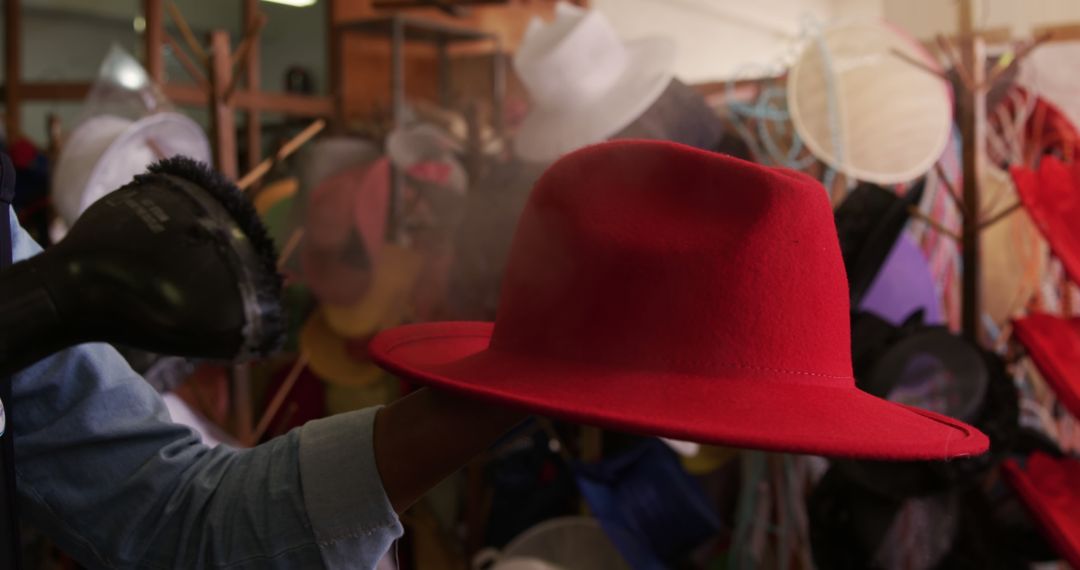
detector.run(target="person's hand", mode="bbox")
[373,387,528,513]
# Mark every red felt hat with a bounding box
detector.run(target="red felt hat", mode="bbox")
[370,140,989,459]
[1010,157,1080,286]
[1004,453,1080,569]
[1012,312,1080,419]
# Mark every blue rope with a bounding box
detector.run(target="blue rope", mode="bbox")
[723,17,845,193]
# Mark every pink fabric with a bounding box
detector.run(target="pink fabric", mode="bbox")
[301,159,390,305]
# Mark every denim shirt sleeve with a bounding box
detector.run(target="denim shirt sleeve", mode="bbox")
[7,211,402,569]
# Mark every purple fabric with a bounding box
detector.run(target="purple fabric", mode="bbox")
[859,234,943,325]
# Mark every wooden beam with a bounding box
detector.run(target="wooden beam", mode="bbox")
[1033,22,1080,43]
[161,83,209,106]
[0,82,332,116]
[144,0,165,84]
[922,26,1011,51]
[164,33,209,87]
[243,0,263,172]
[233,91,335,116]
[208,31,239,180]
[237,119,326,191]
[5,0,22,139]
[4,82,91,100]
[167,1,208,64]
[162,83,333,116]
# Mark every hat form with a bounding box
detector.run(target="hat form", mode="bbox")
[1012,312,1080,420]
[372,140,988,459]
[1004,453,1080,570]
[512,3,675,162]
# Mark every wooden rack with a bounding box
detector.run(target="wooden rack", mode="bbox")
[2,0,334,175]
[2,0,337,444]
[333,13,505,238]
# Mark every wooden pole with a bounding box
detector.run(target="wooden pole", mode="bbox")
[208,31,239,180]
[327,0,344,122]
[143,0,165,84]
[958,0,986,343]
[4,0,22,140]
[207,30,248,441]
[167,1,208,64]
[389,15,405,241]
[236,119,326,191]
[243,0,263,172]
[437,38,451,109]
[492,39,506,137]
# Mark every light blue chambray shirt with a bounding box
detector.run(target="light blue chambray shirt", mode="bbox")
[8,211,403,569]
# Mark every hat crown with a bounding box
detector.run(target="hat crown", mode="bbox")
[514,5,629,109]
[490,140,853,385]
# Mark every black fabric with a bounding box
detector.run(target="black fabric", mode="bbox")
[809,472,1038,570]
[834,180,925,306]
[809,311,1027,570]
[0,152,22,569]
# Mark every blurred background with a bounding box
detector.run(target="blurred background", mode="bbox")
[4,0,1080,568]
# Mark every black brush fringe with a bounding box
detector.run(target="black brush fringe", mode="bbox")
[144,156,285,356]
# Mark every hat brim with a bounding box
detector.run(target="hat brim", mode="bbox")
[1012,313,1080,420]
[371,322,989,460]
[514,38,677,162]
[1012,158,1080,286]
[1003,455,1080,570]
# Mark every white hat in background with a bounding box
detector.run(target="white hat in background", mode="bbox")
[512,2,676,162]
[387,123,468,195]
[1018,41,1080,131]
[51,112,211,229]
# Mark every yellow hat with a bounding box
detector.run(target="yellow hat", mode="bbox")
[300,311,384,387]
[325,377,399,416]
[322,244,424,338]
[980,165,1047,328]
[254,177,298,215]
[681,445,739,475]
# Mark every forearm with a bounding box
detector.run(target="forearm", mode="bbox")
[372,387,528,513]
[15,340,402,569]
